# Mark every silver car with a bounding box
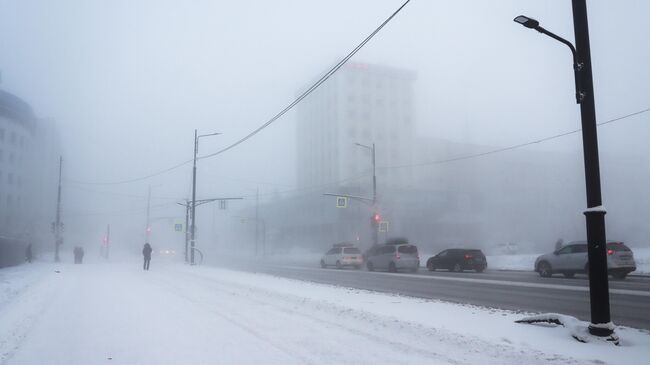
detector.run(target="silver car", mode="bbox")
[365,243,420,272]
[534,241,636,279]
[320,246,363,269]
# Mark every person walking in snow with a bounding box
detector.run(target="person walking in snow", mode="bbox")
[73,246,84,264]
[25,243,33,263]
[142,242,152,270]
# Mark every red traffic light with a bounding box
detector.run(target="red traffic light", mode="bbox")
[373,213,381,222]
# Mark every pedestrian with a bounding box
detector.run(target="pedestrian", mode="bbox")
[25,243,33,263]
[73,246,85,264]
[143,243,152,270]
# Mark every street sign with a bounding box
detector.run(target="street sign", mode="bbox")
[174,223,183,232]
[336,196,348,208]
[379,221,389,232]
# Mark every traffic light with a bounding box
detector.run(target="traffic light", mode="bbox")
[372,212,381,223]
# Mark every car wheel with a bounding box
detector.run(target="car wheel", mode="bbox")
[563,272,575,278]
[320,260,326,268]
[427,261,435,271]
[611,272,628,280]
[367,261,374,271]
[336,260,342,269]
[475,266,485,273]
[538,262,552,277]
[388,262,397,273]
[452,263,462,272]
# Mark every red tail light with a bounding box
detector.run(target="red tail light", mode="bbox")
[464,254,473,259]
[607,249,615,255]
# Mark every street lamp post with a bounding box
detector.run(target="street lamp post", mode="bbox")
[514,1,614,339]
[355,142,378,246]
[190,130,221,265]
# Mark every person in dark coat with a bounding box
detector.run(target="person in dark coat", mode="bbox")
[143,243,152,270]
[73,246,84,264]
[25,243,33,263]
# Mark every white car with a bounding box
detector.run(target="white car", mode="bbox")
[320,245,363,269]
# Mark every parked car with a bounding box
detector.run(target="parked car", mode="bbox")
[426,249,487,273]
[534,241,636,279]
[320,243,363,269]
[365,241,420,272]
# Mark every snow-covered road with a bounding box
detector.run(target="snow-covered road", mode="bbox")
[1,261,648,365]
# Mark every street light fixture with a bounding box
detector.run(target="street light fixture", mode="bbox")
[513,15,582,104]
[190,129,221,265]
[513,1,615,341]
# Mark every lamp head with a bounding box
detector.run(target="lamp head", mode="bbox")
[514,15,540,29]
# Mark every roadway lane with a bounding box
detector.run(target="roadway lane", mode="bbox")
[212,258,650,329]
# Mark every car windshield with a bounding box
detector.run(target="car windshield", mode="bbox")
[343,248,360,254]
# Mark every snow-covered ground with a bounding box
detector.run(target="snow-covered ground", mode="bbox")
[1,260,648,364]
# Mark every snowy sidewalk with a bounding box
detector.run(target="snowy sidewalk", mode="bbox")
[1,261,648,365]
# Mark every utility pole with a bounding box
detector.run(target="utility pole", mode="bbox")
[191,129,198,265]
[189,130,221,265]
[184,199,190,263]
[54,156,63,262]
[255,187,259,257]
[145,185,152,243]
[572,0,612,338]
[105,224,110,259]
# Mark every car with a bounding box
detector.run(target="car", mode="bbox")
[320,243,363,269]
[365,241,420,273]
[534,241,636,279]
[426,249,487,272]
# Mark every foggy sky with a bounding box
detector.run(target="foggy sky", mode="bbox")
[1,0,648,252]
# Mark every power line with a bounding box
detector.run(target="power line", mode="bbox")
[66,0,412,186]
[197,0,412,161]
[66,159,193,186]
[378,107,650,171]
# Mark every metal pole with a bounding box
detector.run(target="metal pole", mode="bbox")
[571,0,612,337]
[145,185,151,243]
[371,143,378,246]
[255,187,259,256]
[190,129,198,265]
[106,224,110,259]
[184,200,190,263]
[54,156,62,262]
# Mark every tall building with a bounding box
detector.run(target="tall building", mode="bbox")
[296,62,417,190]
[0,86,61,266]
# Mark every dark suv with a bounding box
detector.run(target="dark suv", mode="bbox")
[426,249,487,273]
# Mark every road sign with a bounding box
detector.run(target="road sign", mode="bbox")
[336,196,348,208]
[174,223,183,232]
[379,221,389,232]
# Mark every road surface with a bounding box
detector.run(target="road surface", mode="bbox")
[213,257,650,329]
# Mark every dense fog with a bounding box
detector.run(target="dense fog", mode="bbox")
[1,0,649,262]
